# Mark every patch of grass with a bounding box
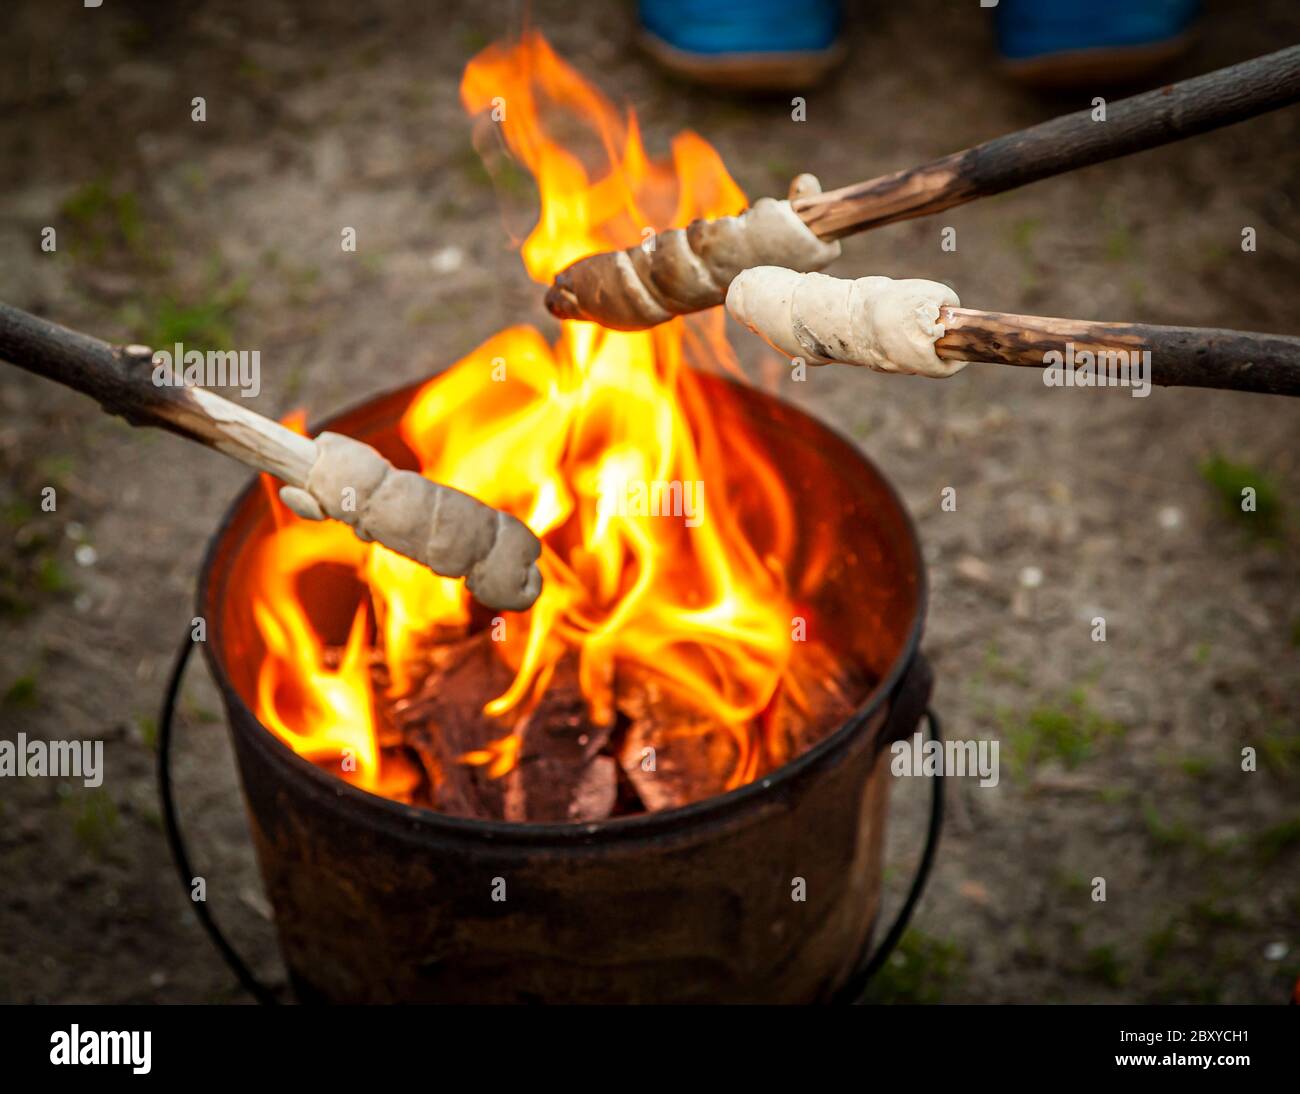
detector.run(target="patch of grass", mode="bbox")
[1150,968,1223,1004]
[180,163,208,195]
[1080,944,1126,989]
[1000,687,1124,778]
[1126,276,1147,311]
[0,497,66,615]
[1254,815,1300,862]
[1009,216,1042,255]
[1188,900,1246,930]
[1021,708,1091,766]
[1257,724,1300,774]
[354,41,385,69]
[764,154,797,186]
[35,555,70,595]
[136,714,158,751]
[1145,903,1249,993]
[125,269,249,353]
[1,498,37,527]
[36,454,75,486]
[454,140,533,201]
[69,790,120,857]
[279,363,306,403]
[1198,239,1231,270]
[1103,224,1134,262]
[487,156,533,201]
[3,674,38,707]
[458,27,491,53]
[1177,755,1211,778]
[405,297,474,328]
[1142,803,1207,853]
[281,261,321,306]
[454,142,494,190]
[235,57,269,81]
[181,697,220,725]
[979,642,1031,688]
[143,291,242,351]
[1145,920,1180,964]
[1015,927,1048,968]
[61,179,143,259]
[1199,453,1284,539]
[860,930,965,1005]
[1055,869,1090,898]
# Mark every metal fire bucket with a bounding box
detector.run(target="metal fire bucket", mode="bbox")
[166,369,938,1004]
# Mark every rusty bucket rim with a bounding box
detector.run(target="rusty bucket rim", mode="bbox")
[198,367,927,845]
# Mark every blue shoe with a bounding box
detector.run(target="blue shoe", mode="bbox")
[995,0,1200,87]
[638,0,845,90]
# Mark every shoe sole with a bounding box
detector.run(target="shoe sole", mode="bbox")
[639,30,846,91]
[1001,33,1194,89]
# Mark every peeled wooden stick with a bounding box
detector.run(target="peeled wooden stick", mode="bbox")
[0,302,543,610]
[547,45,1300,330]
[794,44,1300,241]
[936,309,1300,396]
[725,268,1300,397]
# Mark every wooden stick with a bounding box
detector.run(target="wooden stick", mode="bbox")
[795,45,1300,240]
[0,302,322,483]
[725,268,1300,396]
[0,302,543,610]
[544,47,1300,331]
[936,308,1300,396]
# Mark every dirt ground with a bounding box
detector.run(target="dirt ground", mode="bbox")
[1,0,1297,1004]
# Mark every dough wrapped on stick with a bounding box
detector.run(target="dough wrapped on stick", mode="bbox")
[724,269,1300,396]
[545,175,841,331]
[0,301,543,612]
[726,267,968,378]
[279,433,542,612]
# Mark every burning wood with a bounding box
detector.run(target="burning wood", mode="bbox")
[616,673,738,811]
[356,629,870,823]
[387,632,517,819]
[763,640,871,768]
[500,654,617,823]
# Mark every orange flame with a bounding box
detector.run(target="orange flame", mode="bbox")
[240,31,800,801]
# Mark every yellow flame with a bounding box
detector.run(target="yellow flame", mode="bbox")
[240,31,797,798]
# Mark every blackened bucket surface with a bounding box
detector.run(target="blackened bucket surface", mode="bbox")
[199,369,927,1004]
